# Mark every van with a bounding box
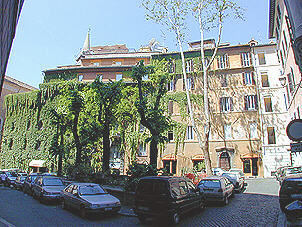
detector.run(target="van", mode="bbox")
[134,176,205,225]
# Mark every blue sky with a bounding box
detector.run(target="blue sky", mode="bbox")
[6,0,271,88]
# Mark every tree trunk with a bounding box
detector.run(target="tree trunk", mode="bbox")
[149,137,158,167]
[102,119,110,173]
[57,128,64,177]
[73,115,82,165]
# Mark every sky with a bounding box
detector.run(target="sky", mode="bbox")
[6,0,271,88]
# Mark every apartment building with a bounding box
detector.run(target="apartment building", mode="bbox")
[269,0,302,166]
[252,42,291,177]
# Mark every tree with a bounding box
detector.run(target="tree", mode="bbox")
[131,60,171,167]
[142,0,243,175]
[91,77,123,173]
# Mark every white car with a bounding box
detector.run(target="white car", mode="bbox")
[212,168,225,176]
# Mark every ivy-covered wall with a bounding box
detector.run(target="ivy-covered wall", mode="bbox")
[1,83,61,170]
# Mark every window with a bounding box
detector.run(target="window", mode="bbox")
[261,72,269,87]
[114,61,122,66]
[244,95,258,110]
[183,77,195,91]
[78,75,83,81]
[97,74,103,81]
[283,31,288,51]
[168,60,175,73]
[116,74,123,81]
[187,126,194,140]
[185,59,193,73]
[264,97,273,112]
[219,97,233,112]
[287,71,295,96]
[163,160,177,174]
[243,72,255,86]
[258,53,266,65]
[179,181,188,195]
[220,74,228,87]
[249,122,257,139]
[168,100,173,114]
[267,127,276,144]
[217,54,229,69]
[167,79,175,91]
[138,144,147,156]
[168,131,174,141]
[243,160,251,173]
[224,124,232,139]
[241,52,252,67]
[93,62,100,66]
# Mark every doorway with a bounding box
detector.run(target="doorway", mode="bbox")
[252,158,258,176]
[219,152,231,171]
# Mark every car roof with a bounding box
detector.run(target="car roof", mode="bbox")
[202,176,224,180]
[70,182,100,186]
[284,173,302,181]
[140,176,189,182]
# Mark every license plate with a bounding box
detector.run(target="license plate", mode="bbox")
[291,194,302,199]
[138,206,149,211]
[105,207,112,211]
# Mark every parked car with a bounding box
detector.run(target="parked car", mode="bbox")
[14,173,28,190]
[23,173,41,195]
[134,176,205,225]
[229,169,245,178]
[212,168,225,176]
[221,172,244,192]
[4,171,18,187]
[62,183,121,218]
[279,174,302,212]
[0,171,6,184]
[197,176,234,205]
[278,166,302,185]
[32,175,65,202]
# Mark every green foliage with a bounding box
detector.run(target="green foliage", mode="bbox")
[124,162,159,191]
[43,71,77,83]
[63,163,94,182]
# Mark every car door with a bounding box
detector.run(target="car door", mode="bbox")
[178,180,193,214]
[63,185,74,207]
[224,178,233,197]
[186,180,201,209]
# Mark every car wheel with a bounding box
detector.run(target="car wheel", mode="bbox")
[171,212,180,225]
[138,215,148,224]
[80,206,87,218]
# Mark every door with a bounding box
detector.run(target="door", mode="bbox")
[219,152,231,170]
[252,158,258,176]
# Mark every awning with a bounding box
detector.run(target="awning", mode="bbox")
[240,153,260,159]
[29,160,46,167]
[162,154,177,161]
[192,154,204,160]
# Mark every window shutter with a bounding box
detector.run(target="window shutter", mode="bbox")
[217,57,220,69]
[244,96,248,110]
[255,95,258,109]
[249,53,253,65]
[226,55,229,68]
[230,97,234,111]
[251,72,256,85]
[242,73,246,85]
[219,98,223,112]
[240,53,244,66]
[192,76,195,90]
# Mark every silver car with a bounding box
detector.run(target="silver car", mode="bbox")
[32,176,65,202]
[62,183,121,218]
[197,176,234,205]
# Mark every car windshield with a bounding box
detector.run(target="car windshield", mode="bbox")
[286,168,302,175]
[79,185,106,195]
[222,173,237,179]
[198,180,221,188]
[43,178,64,186]
[137,180,168,195]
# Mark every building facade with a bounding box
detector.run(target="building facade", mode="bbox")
[252,42,291,177]
[0,75,37,140]
[0,0,24,97]
[269,0,302,166]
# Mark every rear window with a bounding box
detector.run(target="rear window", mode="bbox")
[282,179,302,193]
[198,180,221,188]
[137,180,168,195]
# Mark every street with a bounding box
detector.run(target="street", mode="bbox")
[0,178,281,227]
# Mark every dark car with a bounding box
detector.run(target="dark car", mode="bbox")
[32,176,65,202]
[134,176,205,225]
[279,174,302,212]
[23,173,40,195]
[197,176,234,205]
[14,173,28,190]
[4,171,18,187]
[62,183,121,218]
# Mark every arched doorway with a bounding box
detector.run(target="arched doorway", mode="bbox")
[219,152,231,170]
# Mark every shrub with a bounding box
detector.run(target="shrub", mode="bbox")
[63,163,94,182]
